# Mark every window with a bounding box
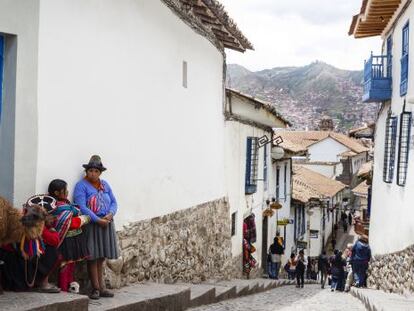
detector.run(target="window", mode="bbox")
[231,212,236,236]
[284,163,287,201]
[401,22,409,96]
[245,137,258,194]
[263,144,268,191]
[327,201,330,222]
[276,166,280,200]
[397,112,412,186]
[294,205,306,240]
[0,35,4,122]
[383,115,398,183]
[387,35,392,77]
[182,61,188,88]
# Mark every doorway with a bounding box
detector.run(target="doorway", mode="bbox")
[262,216,268,275]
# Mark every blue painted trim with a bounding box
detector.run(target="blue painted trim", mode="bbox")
[0,35,4,123]
[400,21,409,97]
[362,54,392,102]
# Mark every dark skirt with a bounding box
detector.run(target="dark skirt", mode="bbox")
[60,231,89,262]
[0,245,59,291]
[85,221,119,260]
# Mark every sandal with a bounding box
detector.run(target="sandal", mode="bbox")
[100,289,114,298]
[38,284,61,293]
[89,288,100,300]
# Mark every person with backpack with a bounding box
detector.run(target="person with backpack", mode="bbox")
[330,250,346,292]
[318,250,329,289]
[351,235,371,287]
[295,250,307,288]
[268,235,284,279]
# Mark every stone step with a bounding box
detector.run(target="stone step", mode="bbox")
[0,291,89,311]
[214,280,249,297]
[188,284,216,308]
[351,287,414,311]
[88,283,190,311]
[213,284,237,302]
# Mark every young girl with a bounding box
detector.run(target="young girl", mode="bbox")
[48,179,90,292]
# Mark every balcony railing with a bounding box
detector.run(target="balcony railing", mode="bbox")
[362,53,392,103]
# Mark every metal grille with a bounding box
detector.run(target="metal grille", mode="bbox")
[245,137,258,194]
[383,115,398,183]
[397,112,412,186]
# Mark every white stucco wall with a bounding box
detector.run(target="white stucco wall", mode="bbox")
[34,0,226,227]
[225,120,269,267]
[0,0,40,205]
[351,153,367,174]
[369,3,414,255]
[298,163,338,179]
[308,138,349,163]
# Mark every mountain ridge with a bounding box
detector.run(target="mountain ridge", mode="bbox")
[226,62,378,131]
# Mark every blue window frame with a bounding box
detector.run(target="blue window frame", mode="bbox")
[245,137,258,194]
[383,115,398,183]
[0,35,4,123]
[263,144,268,191]
[397,112,412,186]
[401,22,409,96]
[283,163,287,201]
[387,35,393,78]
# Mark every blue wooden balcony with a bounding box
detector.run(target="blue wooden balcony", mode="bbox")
[362,54,392,103]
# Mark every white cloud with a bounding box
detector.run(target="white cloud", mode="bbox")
[220,0,382,71]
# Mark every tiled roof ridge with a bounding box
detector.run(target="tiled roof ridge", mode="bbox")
[201,0,253,50]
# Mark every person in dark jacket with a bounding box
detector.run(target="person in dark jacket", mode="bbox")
[351,235,371,287]
[268,236,284,279]
[318,250,329,289]
[330,250,346,292]
[348,212,353,226]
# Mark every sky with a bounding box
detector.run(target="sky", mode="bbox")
[220,0,382,71]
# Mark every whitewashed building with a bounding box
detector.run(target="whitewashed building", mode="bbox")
[277,131,369,189]
[0,0,253,285]
[224,88,294,276]
[350,0,414,293]
[292,165,346,258]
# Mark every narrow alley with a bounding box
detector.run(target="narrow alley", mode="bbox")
[189,284,366,311]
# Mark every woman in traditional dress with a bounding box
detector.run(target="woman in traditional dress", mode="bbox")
[74,155,119,300]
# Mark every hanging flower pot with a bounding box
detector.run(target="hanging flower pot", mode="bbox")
[270,202,282,210]
[263,208,274,217]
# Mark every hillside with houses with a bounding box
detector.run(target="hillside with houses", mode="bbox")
[227,62,380,131]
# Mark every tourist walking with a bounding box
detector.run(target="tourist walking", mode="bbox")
[268,235,284,279]
[330,250,346,292]
[74,155,120,300]
[318,250,329,289]
[348,212,353,227]
[295,250,307,288]
[344,243,354,292]
[286,253,297,280]
[351,235,371,288]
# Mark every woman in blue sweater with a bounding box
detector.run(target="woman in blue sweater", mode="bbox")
[74,155,119,300]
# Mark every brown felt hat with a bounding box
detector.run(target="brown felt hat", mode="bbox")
[82,155,107,172]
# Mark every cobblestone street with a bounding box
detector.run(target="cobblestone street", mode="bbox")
[190,284,366,311]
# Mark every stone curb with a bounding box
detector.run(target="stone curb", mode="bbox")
[350,287,414,311]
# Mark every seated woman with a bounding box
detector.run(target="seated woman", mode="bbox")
[0,204,60,293]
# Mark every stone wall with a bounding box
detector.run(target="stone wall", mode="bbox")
[368,244,414,295]
[104,197,240,288]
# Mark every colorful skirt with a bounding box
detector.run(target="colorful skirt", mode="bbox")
[85,221,119,260]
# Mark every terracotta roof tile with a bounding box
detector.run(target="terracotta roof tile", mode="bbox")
[292,165,347,203]
[352,180,369,197]
[276,131,369,154]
